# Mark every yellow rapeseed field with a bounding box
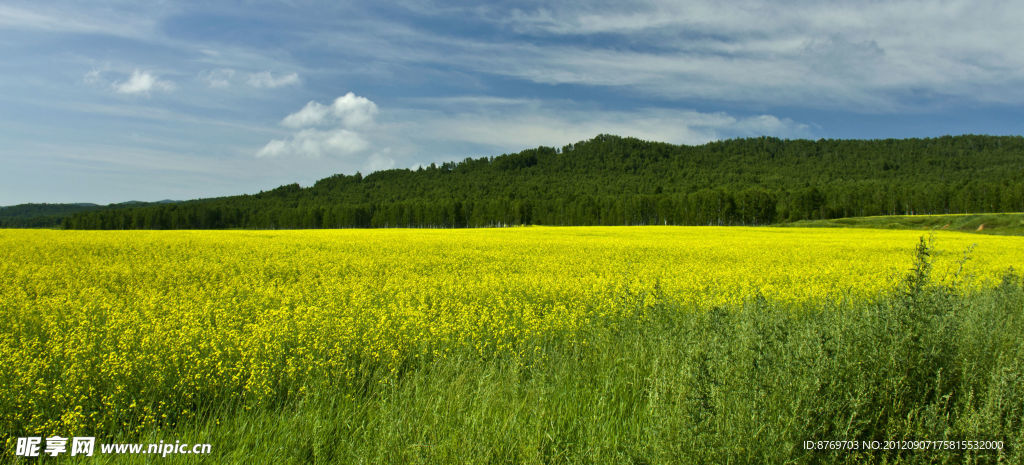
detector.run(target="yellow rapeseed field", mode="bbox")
[1,227,1022,437]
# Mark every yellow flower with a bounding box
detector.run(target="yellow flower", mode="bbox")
[0,226,1021,435]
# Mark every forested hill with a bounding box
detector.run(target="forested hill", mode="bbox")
[63,134,1024,229]
[0,200,177,228]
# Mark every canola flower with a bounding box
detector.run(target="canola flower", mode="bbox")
[0,226,1022,438]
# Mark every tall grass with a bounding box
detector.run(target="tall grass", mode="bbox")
[74,240,1023,464]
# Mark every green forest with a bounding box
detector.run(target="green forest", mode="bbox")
[0,201,176,228]
[57,134,1024,229]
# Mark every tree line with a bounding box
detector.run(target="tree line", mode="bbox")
[62,134,1024,229]
[0,201,175,228]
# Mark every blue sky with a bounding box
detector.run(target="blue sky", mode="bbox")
[2,0,1023,205]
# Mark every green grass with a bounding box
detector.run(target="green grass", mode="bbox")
[783,212,1024,236]
[51,242,1024,465]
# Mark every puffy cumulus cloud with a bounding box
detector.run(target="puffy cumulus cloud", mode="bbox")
[113,70,174,95]
[281,93,379,128]
[257,93,383,163]
[247,71,300,88]
[256,128,370,158]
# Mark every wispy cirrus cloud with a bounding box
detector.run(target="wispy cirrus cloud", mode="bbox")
[337,0,1024,111]
[246,71,300,88]
[198,69,300,89]
[0,2,159,38]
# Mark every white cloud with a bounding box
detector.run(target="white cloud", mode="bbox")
[256,128,370,158]
[330,93,379,127]
[247,71,300,88]
[281,93,379,128]
[280,101,332,128]
[113,70,174,95]
[258,93,382,163]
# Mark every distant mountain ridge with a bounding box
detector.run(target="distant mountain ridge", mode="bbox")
[32,134,1024,229]
[0,200,178,228]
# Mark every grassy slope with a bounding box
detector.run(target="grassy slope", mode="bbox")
[783,212,1024,236]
